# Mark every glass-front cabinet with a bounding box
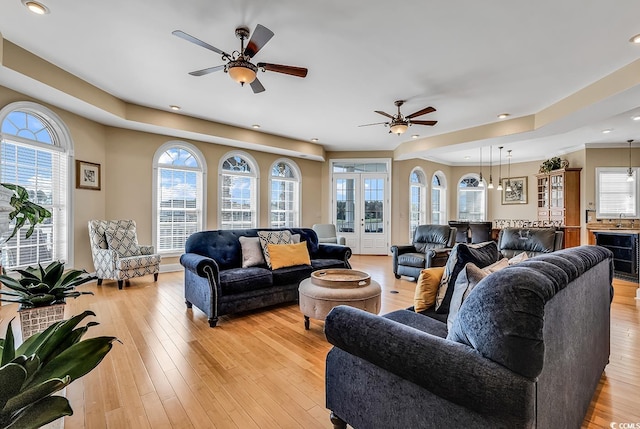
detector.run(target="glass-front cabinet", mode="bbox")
[536,168,582,248]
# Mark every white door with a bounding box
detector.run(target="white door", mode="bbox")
[333,173,389,255]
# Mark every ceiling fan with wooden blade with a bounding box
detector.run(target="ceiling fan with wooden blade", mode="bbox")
[360,100,438,135]
[172,24,308,94]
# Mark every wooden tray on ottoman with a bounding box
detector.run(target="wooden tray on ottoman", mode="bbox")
[310,269,371,288]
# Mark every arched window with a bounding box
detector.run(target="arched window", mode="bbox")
[431,172,447,225]
[219,151,259,229]
[0,102,72,269]
[153,142,206,254]
[269,159,301,228]
[409,168,427,240]
[457,174,486,221]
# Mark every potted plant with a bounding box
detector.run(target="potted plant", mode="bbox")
[0,311,117,428]
[0,261,96,339]
[0,183,52,244]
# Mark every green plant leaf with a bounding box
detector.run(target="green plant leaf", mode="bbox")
[1,320,16,366]
[4,395,72,429]
[0,363,27,412]
[21,311,96,363]
[42,262,64,287]
[3,376,70,415]
[28,336,117,387]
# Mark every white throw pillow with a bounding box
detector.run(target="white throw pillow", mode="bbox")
[239,236,265,268]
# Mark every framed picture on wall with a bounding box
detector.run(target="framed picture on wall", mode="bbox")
[76,160,101,190]
[501,177,527,204]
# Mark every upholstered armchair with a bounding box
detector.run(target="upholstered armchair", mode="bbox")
[312,224,346,245]
[390,224,457,280]
[497,227,564,258]
[88,219,161,289]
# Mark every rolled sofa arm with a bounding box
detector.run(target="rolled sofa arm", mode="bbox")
[424,247,451,268]
[180,252,220,279]
[316,244,352,268]
[325,306,533,418]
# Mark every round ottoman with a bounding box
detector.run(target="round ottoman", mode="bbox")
[298,270,382,330]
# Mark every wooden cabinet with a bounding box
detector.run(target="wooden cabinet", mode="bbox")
[536,168,581,248]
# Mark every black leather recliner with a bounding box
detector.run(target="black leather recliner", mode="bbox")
[497,227,564,258]
[390,224,457,280]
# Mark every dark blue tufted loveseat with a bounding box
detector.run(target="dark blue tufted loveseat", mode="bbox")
[180,228,351,327]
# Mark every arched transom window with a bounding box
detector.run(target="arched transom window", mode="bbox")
[270,159,301,228]
[153,142,206,254]
[219,152,258,229]
[0,103,72,269]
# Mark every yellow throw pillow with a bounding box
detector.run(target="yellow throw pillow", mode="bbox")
[267,242,311,270]
[414,266,445,312]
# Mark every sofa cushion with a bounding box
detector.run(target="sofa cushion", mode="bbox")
[239,236,266,268]
[509,251,529,264]
[311,259,347,270]
[258,230,293,268]
[446,259,508,331]
[272,264,313,285]
[397,252,427,268]
[435,241,500,314]
[268,241,311,270]
[414,266,445,312]
[219,267,273,295]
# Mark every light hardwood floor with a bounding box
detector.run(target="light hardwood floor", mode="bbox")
[0,254,639,428]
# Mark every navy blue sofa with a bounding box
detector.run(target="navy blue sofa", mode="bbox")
[325,246,613,429]
[180,228,351,327]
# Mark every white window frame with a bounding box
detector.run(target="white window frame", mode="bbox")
[269,158,301,228]
[218,151,259,229]
[457,173,487,221]
[0,101,74,269]
[409,167,427,240]
[152,141,207,256]
[431,171,447,225]
[596,167,640,219]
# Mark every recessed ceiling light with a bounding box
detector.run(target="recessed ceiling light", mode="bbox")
[411,134,419,139]
[602,129,613,134]
[497,113,510,119]
[22,0,49,14]
[169,105,181,111]
[310,138,319,142]
[464,156,471,160]
[251,124,260,129]
[633,115,640,121]
[629,33,640,44]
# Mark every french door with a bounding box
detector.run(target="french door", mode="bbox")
[332,165,390,255]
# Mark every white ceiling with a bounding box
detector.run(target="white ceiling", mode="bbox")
[1,0,640,164]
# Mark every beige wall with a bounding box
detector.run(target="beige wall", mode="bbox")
[4,82,635,271]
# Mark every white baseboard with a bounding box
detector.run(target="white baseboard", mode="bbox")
[160,263,183,273]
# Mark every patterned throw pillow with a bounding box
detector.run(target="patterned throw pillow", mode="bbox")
[257,230,293,268]
[104,228,141,258]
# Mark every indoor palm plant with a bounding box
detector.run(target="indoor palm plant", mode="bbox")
[0,183,52,244]
[0,311,117,428]
[0,262,96,339]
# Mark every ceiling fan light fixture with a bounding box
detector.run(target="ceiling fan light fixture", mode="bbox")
[390,122,408,135]
[227,61,257,85]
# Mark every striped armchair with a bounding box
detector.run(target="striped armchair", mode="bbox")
[88,219,161,289]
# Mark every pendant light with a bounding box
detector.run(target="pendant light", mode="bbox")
[487,145,494,189]
[506,150,513,192]
[627,139,635,182]
[497,146,503,191]
[478,147,484,188]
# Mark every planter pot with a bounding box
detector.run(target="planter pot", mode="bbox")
[19,303,66,340]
